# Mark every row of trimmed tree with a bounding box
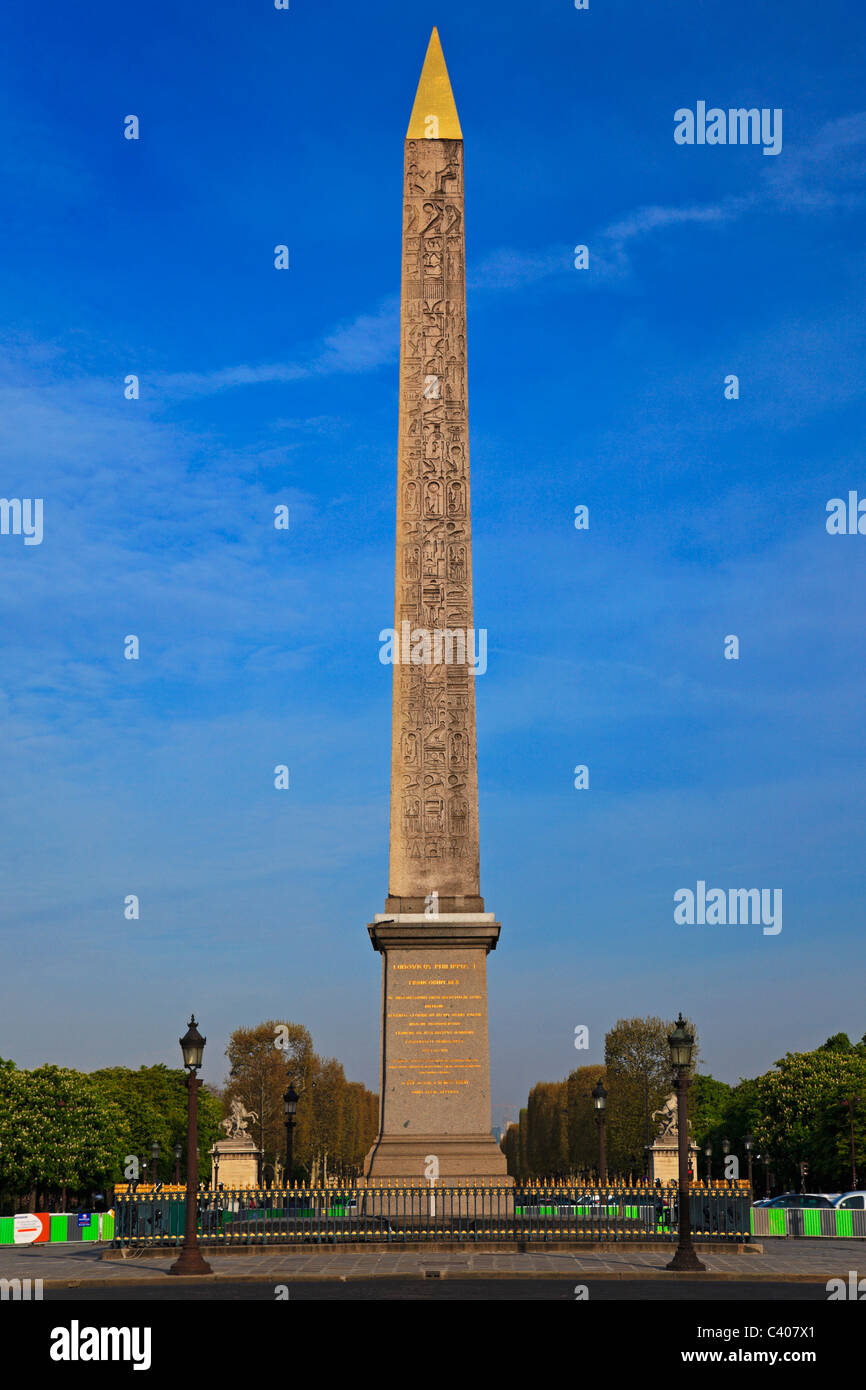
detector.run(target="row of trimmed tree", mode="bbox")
[222,1020,378,1183]
[501,1020,866,1192]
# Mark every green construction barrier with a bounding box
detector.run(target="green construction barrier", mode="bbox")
[803,1209,821,1236]
[49,1214,70,1242]
[0,1212,116,1245]
[81,1215,99,1241]
[835,1209,853,1237]
[769,1209,786,1236]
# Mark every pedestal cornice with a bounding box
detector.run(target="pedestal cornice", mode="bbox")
[368,913,500,953]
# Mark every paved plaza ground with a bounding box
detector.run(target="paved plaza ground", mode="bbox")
[3,1239,862,1289]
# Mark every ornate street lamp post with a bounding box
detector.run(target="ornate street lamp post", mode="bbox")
[283,1083,299,1187]
[744,1132,754,1194]
[665,1013,705,1273]
[169,1016,212,1276]
[842,1097,860,1192]
[173,1141,182,1185]
[591,1079,608,1183]
[151,1141,161,1185]
[704,1140,712,1182]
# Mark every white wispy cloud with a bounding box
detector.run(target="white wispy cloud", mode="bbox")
[156,296,399,400]
[468,246,569,290]
[763,111,866,211]
[470,112,866,291]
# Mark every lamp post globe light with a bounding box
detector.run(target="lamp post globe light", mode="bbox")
[842,1097,860,1191]
[591,1079,608,1184]
[169,1016,213,1276]
[665,1013,706,1273]
[283,1082,299,1187]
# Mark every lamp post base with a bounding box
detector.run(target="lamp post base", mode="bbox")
[168,1245,213,1276]
[666,1244,707,1272]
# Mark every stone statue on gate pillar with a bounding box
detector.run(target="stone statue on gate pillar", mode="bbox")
[211,1099,262,1188]
[648,1092,699,1184]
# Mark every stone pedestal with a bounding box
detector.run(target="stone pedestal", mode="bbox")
[363,915,510,1184]
[210,1138,262,1189]
[648,1140,698,1184]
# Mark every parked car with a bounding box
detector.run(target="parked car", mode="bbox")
[753,1192,836,1209]
[833,1191,866,1210]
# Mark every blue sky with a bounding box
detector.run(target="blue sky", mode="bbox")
[1,0,865,1121]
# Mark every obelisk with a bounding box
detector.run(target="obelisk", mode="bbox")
[364,29,509,1184]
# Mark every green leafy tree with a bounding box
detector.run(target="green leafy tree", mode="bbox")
[224,1021,314,1180]
[508,1067,607,1179]
[91,1064,222,1186]
[524,1081,567,1176]
[0,1066,123,1208]
[755,1039,866,1190]
[692,1075,762,1180]
[605,1017,697,1177]
[515,1107,529,1180]
[818,1032,866,1057]
[224,1021,377,1181]
[501,1122,519,1176]
[692,1074,733,1141]
[565,1064,606,1176]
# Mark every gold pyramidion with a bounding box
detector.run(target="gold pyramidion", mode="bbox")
[406,27,462,141]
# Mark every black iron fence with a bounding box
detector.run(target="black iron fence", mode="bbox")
[112,1182,752,1246]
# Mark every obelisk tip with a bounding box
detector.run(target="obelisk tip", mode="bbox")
[406,27,463,141]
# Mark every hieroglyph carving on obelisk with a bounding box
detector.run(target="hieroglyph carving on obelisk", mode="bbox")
[364,29,508,1183]
[387,26,483,917]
